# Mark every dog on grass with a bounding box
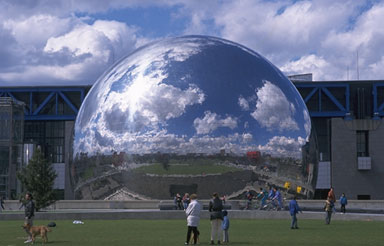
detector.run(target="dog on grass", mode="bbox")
[22,223,51,244]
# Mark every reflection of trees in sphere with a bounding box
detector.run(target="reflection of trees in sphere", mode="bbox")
[71,35,317,200]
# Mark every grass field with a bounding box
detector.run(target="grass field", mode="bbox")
[1,219,383,245]
[133,163,241,175]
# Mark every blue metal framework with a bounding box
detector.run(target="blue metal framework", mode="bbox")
[294,83,350,118]
[0,87,86,120]
[373,82,384,118]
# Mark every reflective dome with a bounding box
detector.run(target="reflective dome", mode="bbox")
[71,35,317,200]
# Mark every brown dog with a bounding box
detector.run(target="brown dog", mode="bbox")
[22,223,51,244]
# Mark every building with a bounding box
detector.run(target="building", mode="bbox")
[0,86,89,199]
[1,79,384,199]
[294,79,384,200]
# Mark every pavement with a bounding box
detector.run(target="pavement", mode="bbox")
[1,209,384,221]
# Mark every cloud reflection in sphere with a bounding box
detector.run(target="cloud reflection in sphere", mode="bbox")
[71,36,316,200]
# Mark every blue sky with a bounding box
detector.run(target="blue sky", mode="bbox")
[0,0,384,86]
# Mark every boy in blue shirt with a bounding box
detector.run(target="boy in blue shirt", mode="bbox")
[289,196,302,229]
[222,210,230,243]
[340,193,348,214]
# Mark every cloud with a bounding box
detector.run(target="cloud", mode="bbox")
[251,81,299,132]
[258,136,306,158]
[194,111,237,135]
[303,109,311,139]
[177,0,384,81]
[104,83,205,132]
[0,15,140,85]
[2,0,384,86]
[238,96,250,111]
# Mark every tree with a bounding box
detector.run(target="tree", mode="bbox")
[17,147,57,211]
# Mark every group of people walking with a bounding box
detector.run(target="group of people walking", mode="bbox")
[184,192,229,245]
[245,186,283,210]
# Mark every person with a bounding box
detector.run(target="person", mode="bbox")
[268,186,275,200]
[289,196,302,229]
[175,193,183,210]
[0,196,4,213]
[209,192,223,245]
[324,197,333,225]
[272,187,283,210]
[256,188,268,209]
[221,210,230,243]
[183,193,190,210]
[340,193,348,214]
[23,192,35,244]
[327,187,336,212]
[221,194,227,204]
[245,189,253,210]
[185,194,201,245]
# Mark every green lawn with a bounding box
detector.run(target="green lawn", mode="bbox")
[133,163,241,175]
[1,219,383,245]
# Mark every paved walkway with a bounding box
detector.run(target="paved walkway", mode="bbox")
[2,209,384,221]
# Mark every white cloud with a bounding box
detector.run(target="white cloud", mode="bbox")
[238,96,250,111]
[2,0,384,86]
[258,136,306,158]
[193,111,237,135]
[251,81,299,132]
[0,15,140,85]
[303,109,311,140]
[4,15,74,48]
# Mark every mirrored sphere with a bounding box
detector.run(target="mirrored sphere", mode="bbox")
[71,35,317,200]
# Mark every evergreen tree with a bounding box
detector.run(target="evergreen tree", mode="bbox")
[17,147,57,211]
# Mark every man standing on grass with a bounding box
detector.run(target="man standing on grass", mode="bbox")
[23,192,35,244]
[289,196,302,229]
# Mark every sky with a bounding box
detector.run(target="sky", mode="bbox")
[1,0,384,86]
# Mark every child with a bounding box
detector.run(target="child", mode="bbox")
[185,194,201,245]
[340,193,348,214]
[222,210,230,243]
[289,196,302,229]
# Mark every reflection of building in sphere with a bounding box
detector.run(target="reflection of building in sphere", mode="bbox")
[70,35,317,200]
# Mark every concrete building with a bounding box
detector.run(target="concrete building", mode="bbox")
[1,80,384,200]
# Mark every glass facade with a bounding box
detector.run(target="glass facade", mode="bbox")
[0,98,24,199]
[24,121,65,164]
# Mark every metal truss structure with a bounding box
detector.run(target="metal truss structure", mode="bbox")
[0,87,87,120]
[294,82,350,118]
[1,81,383,120]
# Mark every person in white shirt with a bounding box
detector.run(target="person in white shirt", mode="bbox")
[185,194,201,245]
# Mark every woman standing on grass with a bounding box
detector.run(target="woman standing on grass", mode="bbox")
[185,194,201,245]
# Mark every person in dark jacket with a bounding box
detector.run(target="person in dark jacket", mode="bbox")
[23,192,35,244]
[0,196,4,211]
[209,192,223,245]
[289,196,302,229]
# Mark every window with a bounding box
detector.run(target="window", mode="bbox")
[356,131,369,157]
[357,195,370,200]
